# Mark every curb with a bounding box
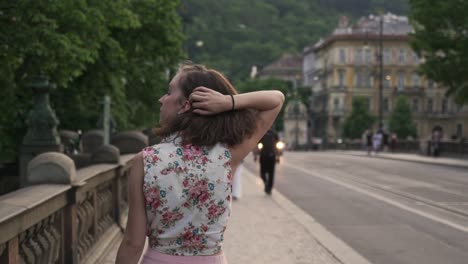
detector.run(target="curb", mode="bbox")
[243,168,372,264]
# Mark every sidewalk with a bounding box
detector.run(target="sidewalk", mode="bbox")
[338,150,468,169]
[99,168,371,264]
[223,169,361,264]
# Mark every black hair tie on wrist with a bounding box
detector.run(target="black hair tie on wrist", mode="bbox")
[230,94,235,111]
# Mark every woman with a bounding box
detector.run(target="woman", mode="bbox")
[116,63,284,264]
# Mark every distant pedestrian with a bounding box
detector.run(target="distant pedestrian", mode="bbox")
[361,130,367,149]
[232,160,243,200]
[258,129,279,195]
[431,130,442,157]
[382,131,389,152]
[389,133,398,153]
[364,129,373,155]
[373,130,383,154]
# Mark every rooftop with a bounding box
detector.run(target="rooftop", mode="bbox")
[260,53,302,75]
[307,13,413,53]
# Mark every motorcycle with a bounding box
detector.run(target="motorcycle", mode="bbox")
[256,140,285,163]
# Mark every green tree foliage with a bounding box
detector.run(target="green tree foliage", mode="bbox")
[409,0,468,104]
[320,0,408,16]
[342,97,376,139]
[52,0,184,130]
[0,0,183,161]
[389,96,417,139]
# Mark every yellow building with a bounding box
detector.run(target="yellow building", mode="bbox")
[306,14,468,142]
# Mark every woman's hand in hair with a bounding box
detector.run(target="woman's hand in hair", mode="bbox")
[189,87,232,115]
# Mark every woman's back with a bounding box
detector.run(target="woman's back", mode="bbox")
[115,63,284,264]
[142,135,232,256]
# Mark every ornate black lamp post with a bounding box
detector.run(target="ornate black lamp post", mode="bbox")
[20,76,62,186]
[293,100,300,149]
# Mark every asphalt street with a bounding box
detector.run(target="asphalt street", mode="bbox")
[244,151,468,264]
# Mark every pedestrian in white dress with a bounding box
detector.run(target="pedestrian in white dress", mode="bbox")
[232,161,243,200]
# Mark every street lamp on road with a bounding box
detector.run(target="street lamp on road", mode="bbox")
[378,15,384,128]
[293,101,300,150]
[365,15,384,128]
[195,40,204,48]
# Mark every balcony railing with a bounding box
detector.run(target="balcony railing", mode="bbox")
[393,86,424,95]
[426,111,455,118]
[329,108,346,116]
[328,85,348,92]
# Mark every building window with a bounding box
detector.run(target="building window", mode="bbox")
[384,71,391,88]
[355,48,362,64]
[363,71,371,88]
[412,98,419,112]
[427,98,433,113]
[339,49,346,63]
[305,73,315,86]
[365,48,372,63]
[399,49,406,64]
[383,98,389,112]
[383,48,391,64]
[365,97,371,111]
[428,79,434,89]
[338,69,345,87]
[442,98,448,113]
[397,71,405,90]
[457,123,463,139]
[412,73,421,87]
[355,70,363,87]
[412,51,419,63]
[334,98,340,109]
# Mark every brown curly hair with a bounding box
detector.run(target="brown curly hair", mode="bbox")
[156,62,258,147]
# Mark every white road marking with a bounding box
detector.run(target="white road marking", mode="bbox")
[283,162,468,234]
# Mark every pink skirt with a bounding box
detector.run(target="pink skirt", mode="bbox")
[141,248,227,264]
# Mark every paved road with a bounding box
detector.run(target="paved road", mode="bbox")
[244,151,468,264]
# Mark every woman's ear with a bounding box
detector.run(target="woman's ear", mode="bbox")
[178,99,191,114]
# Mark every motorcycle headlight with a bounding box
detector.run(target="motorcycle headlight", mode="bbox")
[276,141,285,150]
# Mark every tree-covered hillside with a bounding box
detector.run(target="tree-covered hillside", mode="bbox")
[181,0,408,81]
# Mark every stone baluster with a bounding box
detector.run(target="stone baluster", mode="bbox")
[14,212,63,264]
[1,238,19,264]
[19,227,41,264]
[35,221,50,264]
[41,220,55,264]
[96,184,113,237]
[76,192,96,262]
[48,213,61,263]
[0,243,6,261]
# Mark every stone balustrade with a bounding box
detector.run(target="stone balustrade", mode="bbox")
[0,154,134,264]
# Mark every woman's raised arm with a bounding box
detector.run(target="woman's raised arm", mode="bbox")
[190,87,285,167]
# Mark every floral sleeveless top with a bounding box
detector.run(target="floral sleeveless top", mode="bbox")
[142,134,232,256]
